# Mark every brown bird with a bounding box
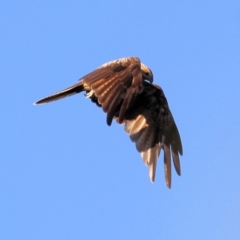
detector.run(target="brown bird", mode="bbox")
[34,57,183,188]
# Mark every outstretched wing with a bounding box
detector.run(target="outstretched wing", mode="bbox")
[35,57,145,126]
[122,83,183,188]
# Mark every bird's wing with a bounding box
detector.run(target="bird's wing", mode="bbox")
[81,57,145,125]
[122,83,183,188]
[35,57,144,119]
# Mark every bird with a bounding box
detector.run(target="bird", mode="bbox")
[34,57,183,188]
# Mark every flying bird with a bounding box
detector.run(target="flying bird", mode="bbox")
[35,57,183,188]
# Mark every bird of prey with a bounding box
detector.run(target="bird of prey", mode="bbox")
[35,57,183,188]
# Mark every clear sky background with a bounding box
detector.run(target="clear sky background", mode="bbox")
[1,1,240,239]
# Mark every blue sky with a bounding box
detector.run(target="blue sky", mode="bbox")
[1,1,240,239]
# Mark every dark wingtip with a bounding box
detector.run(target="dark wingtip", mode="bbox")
[180,149,183,156]
[175,168,181,176]
[178,146,183,156]
[172,151,181,176]
[106,116,112,126]
[33,99,47,105]
[106,112,114,126]
[33,100,43,105]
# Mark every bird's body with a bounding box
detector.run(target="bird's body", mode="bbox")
[35,57,182,188]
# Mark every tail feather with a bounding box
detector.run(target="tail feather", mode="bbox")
[34,82,84,105]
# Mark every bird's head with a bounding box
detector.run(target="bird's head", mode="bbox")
[140,63,153,83]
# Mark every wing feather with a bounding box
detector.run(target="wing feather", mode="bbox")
[171,149,181,176]
[141,143,161,182]
[92,78,116,96]
[125,111,161,182]
[126,115,147,136]
[105,88,125,125]
[164,144,171,188]
[97,81,119,103]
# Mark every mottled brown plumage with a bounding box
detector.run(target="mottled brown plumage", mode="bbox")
[34,57,183,188]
